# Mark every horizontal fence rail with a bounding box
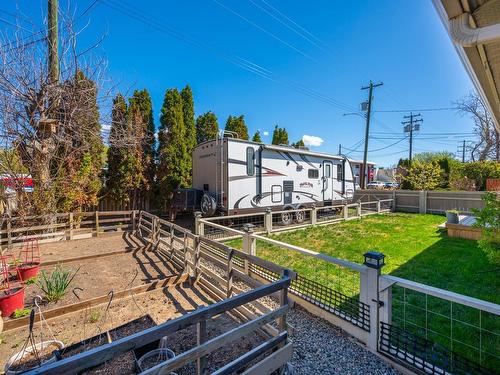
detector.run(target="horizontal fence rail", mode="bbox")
[198,199,393,239]
[0,210,138,249]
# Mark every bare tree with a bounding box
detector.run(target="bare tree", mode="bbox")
[455,92,500,161]
[0,9,114,218]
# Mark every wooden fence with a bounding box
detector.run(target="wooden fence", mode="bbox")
[0,210,137,249]
[28,210,294,375]
[354,189,498,214]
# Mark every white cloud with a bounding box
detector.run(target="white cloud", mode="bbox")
[263,131,269,136]
[302,135,324,147]
[101,124,111,132]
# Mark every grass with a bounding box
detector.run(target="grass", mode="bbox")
[225,213,500,370]
[228,213,498,304]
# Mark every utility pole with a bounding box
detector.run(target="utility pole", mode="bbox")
[338,144,342,155]
[360,81,383,189]
[48,0,59,84]
[402,113,423,163]
[457,140,473,163]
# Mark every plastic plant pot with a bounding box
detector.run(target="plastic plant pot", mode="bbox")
[446,211,459,224]
[136,348,176,373]
[0,286,25,318]
[16,263,40,281]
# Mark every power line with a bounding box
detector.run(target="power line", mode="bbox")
[102,0,358,112]
[373,107,458,113]
[211,0,318,63]
[247,0,329,54]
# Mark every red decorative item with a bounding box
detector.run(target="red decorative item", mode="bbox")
[16,237,41,281]
[0,255,25,317]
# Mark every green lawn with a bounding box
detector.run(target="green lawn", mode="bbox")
[229,213,498,304]
[226,213,499,369]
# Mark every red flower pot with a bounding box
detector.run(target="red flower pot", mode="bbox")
[16,263,40,281]
[0,286,25,317]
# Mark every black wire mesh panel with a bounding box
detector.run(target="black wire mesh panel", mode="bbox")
[250,264,370,331]
[379,322,494,375]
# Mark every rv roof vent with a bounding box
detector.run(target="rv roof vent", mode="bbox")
[222,130,239,139]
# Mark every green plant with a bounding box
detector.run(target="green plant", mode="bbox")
[37,265,79,302]
[25,277,38,285]
[11,308,31,319]
[446,209,459,214]
[0,333,5,345]
[9,258,22,267]
[88,309,101,323]
[473,192,500,265]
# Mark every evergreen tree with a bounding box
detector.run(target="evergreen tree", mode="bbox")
[292,139,305,148]
[58,70,104,212]
[225,115,249,140]
[128,89,155,192]
[271,125,289,145]
[181,85,196,154]
[196,111,219,144]
[106,94,140,203]
[252,131,262,143]
[157,88,190,205]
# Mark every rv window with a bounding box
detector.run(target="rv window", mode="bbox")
[337,164,344,181]
[308,169,319,179]
[246,147,255,176]
[324,164,331,178]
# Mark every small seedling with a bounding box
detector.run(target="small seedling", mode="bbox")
[88,309,101,323]
[11,308,31,319]
[38,265,79,302]
[0,334,5,345]
[25,277,38,285]
[9,258,22,267]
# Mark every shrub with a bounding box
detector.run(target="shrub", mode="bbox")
[399,161,442,190]
[38,265,79,302]
[473,192,500,265]
[454,161,500,190]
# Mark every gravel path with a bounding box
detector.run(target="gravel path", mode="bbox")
[286,306,400,375]
[200,258,401,375]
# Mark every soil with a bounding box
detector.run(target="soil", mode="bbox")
[6,342,60,373]
[0,282,212,370]
[21,246,179,311]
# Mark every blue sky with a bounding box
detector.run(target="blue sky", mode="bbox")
[3,1,478,166]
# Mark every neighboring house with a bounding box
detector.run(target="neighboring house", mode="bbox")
[348,159,376,186]
[433,0,500,132]
[376,168,398,183]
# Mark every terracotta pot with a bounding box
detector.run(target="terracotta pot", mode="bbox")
[0,286,25,317]
[16,263,40,281]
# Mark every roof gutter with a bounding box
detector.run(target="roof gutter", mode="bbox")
[449,12,500,47]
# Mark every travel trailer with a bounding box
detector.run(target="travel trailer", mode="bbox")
[171,137,356,219]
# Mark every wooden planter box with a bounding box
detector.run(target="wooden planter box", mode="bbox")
[446,223,482,240]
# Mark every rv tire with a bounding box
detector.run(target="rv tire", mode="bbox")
[295,208,306,223]
[280,210,293,226]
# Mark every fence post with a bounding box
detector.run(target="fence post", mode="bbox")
[7,217,12,249]
[311,204,317,225]
[131,211,137,234]
[391,191,396,212]
[264,208,273,234]
[242,224,256,275]
[278,269,290,333]
[376,200,381,213]
[343,204,349,220]
[196,319,207,375]
[69,213,74,240]
[227,249,234,298]
[193,236,201,281]
[357,202,362,217]
[419,190,427,214]
[95,211,99,237]
[359,252,385,352]
[194,212,203,236]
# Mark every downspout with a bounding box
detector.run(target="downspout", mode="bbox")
[449,12,500,47]
[258,146,263,198]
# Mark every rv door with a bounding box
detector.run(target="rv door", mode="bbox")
[322,161,333,201]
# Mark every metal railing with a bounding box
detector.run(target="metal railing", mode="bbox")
[379,275,500,374]
[199,199,394,239]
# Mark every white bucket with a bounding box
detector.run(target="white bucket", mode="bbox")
[5,339,64,375]
[137,348,176,373]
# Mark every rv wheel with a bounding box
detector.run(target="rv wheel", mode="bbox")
[295,209,306,223]
[280,211,293,226]
[200,194,217,217]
